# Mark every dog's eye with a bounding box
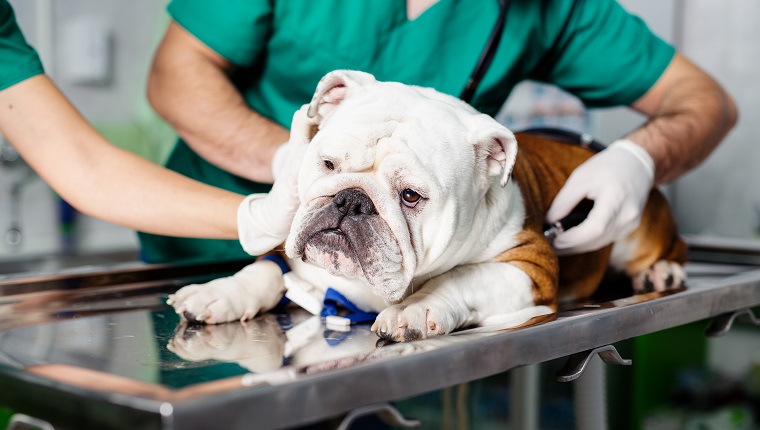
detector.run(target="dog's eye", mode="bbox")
[324,160,334,170]
[401,189,422,208]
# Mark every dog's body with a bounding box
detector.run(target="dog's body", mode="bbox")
[169,70,687,343]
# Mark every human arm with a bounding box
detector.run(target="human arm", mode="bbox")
[0,74,243,239]
[547,53,737,254]
[627,53,737,184]
[147,21,288,183]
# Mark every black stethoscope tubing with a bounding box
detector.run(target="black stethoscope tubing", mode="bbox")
[459,0,511,103]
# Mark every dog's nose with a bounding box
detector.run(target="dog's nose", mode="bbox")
[333,189,377,216]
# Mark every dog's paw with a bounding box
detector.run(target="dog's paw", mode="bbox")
[167,262,285,324]
[167,278,254,324]
[632,260,686,294]
[371,302,457,342]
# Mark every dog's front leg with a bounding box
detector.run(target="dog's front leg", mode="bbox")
[373,262,554,342]
[168,260,285,324]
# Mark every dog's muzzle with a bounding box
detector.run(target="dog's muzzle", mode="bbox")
[291,187,408,300]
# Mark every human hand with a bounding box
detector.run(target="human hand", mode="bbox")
[545,139,655,256]
[238,106,315,255]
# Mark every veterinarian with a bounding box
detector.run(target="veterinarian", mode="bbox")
[0,0,300,256]
[145,0,736,264]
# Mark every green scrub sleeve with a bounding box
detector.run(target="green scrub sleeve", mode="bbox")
[167,0,272,67]
[534,0,676,108]
[0,1,44,91]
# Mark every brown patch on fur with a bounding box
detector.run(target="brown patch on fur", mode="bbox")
[557,249,613,301]
[494,230,559,310]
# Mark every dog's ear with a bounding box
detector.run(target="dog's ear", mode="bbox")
[473,124,518,188]
[307,70,377,123]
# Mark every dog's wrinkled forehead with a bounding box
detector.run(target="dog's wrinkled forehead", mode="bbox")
[304,70,518,188]
[310,119,399,173]
[314,114,467,194]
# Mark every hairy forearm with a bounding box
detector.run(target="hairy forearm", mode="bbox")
[0,75,242,239]
[148,22,288,183]
[627,54,738,184]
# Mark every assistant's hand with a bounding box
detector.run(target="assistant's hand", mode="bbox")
[238,106,315,255]
[546,139,655,256]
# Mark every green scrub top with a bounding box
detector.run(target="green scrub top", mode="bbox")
[0,0,44,91]
[142,0,675,264]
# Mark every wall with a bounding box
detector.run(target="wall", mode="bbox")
[0,0,172,259]
[670,1,760,240]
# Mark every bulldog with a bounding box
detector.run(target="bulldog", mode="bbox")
[168,70,687,343]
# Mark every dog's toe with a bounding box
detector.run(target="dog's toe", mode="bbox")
[633,260,686,294]
[168,274,270,324]
[373,303,454,342]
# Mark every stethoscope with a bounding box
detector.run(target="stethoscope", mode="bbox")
[459,0,511,104]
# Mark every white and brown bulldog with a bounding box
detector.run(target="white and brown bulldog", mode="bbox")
[168,70,687,343]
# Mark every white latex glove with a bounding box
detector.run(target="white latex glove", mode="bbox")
[238,106,314,255]
[545,139,655,256]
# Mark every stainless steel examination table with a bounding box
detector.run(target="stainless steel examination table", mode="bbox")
[1,240,760,430]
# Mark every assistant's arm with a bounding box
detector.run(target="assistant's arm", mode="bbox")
[147,21,288,183]
[627,53,738,184]
[0,74,243,239]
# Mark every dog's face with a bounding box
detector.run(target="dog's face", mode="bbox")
[285,71,517,303]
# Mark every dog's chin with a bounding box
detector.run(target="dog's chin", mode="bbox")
[294,228,411,303]
[302,230,364,278]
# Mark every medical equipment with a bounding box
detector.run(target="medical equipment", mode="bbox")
[544,199,595,244]
[460,0,510,103]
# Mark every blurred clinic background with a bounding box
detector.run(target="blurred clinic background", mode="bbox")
[0,1,759,429]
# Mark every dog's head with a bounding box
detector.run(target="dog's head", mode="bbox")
[285,70,517,302]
